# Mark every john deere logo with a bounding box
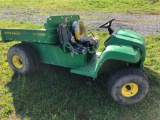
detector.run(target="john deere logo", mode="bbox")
[4,32,20,35]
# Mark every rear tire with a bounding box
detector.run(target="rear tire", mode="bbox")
[107,67,149,105]
[7,43,39,75]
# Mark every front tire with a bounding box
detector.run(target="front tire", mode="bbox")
[7,43,39,75]
[107,67,149,105]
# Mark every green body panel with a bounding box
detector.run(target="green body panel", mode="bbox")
[0,15,80,44]
[93,45,141,79]
[44,15,80,30]
[71,52,101,78]
[71,45,141,79]
[0,15,146,79]
[104,28,146,68]
[71,29,145,79]
[0,29,51,43]
[26,43,87,68]
[100,45,141,63]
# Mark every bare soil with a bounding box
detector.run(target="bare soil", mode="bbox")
[0,7,160,36]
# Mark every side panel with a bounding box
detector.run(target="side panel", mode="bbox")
[104,29,146,68]
[93,45,141,79]
[100,45,141,63]
[26,43,87,68]
[0,29,56,43]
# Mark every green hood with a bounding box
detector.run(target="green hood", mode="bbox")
[104,28,146,47]
[116,28,144,40]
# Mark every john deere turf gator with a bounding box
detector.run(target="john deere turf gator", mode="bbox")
[0,15,149,105]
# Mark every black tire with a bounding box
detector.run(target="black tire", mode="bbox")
[107,67,149,105]
[7,43,39,75]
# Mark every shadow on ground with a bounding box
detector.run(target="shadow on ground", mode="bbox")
[6,65,160,120]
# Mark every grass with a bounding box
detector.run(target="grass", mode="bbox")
[0,0,160,14]
[0,21,43,29]
[0,21,160,120]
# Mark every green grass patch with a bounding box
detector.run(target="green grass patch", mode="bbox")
[145,36,160,72]
[0,21,43,29]
[1,0,160,14]
[0,21,160,119]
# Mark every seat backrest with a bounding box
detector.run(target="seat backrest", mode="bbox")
[57,23,71,45]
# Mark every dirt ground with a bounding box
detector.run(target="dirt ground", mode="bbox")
[0,7,160,36]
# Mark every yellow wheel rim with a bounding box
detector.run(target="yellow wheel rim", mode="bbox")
[12,55,23,68]
[121,83,138,97]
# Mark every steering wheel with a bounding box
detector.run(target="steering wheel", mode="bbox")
[99,19,115,35]
[99,19,115,28]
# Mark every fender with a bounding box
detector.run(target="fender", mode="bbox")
[93,45,141,79]
[100,45,141,63]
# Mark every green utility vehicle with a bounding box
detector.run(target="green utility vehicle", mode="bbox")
[0,15,149,105]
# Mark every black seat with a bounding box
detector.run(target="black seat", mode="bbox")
[57,23,87,54]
